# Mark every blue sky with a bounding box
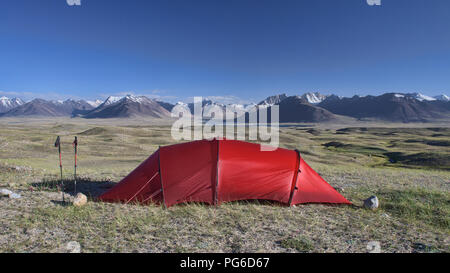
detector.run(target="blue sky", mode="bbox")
[1,0,449,103]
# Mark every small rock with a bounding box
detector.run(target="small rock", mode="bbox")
[0,189,12,197]
[66,241,81,253]
[9,193,21,199]
[14,166,31,172]
[363,195,379,210]
[367,241,381,253]
[73,193,87,207]
[0,189,21,199]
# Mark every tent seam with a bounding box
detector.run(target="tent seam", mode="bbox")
[288,149,301,206]
[158,147,167,209]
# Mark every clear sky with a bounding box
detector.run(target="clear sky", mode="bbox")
[1,0,449,103]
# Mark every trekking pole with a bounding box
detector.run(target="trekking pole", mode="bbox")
[54,136,64,203]
[73,136,78,194]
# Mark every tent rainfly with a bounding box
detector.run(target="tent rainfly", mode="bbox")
[99,139,351,207]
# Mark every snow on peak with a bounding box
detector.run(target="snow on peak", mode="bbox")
[433,94,449,101]
[0,96,24,109]
[0,97,11,107]
[103,96,124,105]
[122,94,148,103]
[87,99,103,107]
[258,94,288,106]
[301,92,328,104]
[99,95,153,107]
[408,93,436,102]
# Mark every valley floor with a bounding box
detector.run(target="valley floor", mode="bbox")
[0,118,448,252]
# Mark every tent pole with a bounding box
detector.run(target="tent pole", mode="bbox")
[59,144,64,203]
[158,147,167,209]
[73,136,77,194]
[54,136,64,203]
[288,149,301,206]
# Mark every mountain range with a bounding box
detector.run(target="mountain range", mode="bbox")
[81,95,170,119]
[0,92,448,123]
[0,96,25,113]
[317,93,450,122]
[0,98,94,117]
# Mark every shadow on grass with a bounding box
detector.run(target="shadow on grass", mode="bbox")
[165,199,354,208]
[383,152,450,171]
[30,176,116,198]
[50,200,72,207]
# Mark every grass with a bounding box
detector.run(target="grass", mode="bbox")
[280,237,314,252]
[0,118,449,253]
[379,188,449,231]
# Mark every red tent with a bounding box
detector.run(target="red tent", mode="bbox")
[99,139,351,207]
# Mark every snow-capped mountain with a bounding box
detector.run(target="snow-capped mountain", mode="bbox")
[300,92,329,104]
[406,93,436,102]
[0,98,95,117]
[434,94,449,101]
[318,93,449,122]
[100,96,124,106]
[87,99,103,107]
[257,92,330,106]
[82,95,171,118]
[0,92,448,122]
[0,96,25,113]
[257,93,288,106]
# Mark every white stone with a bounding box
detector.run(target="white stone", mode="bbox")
[73,193,87,207]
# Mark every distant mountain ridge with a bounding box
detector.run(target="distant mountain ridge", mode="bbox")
[0,98,94,117]
[258,93,288,106]
[0,91,448,122]
[318,93,450,122]
[433,94,449,101]
[274,95,338,122]
[0,96,25,113]
[82,95,171,119]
